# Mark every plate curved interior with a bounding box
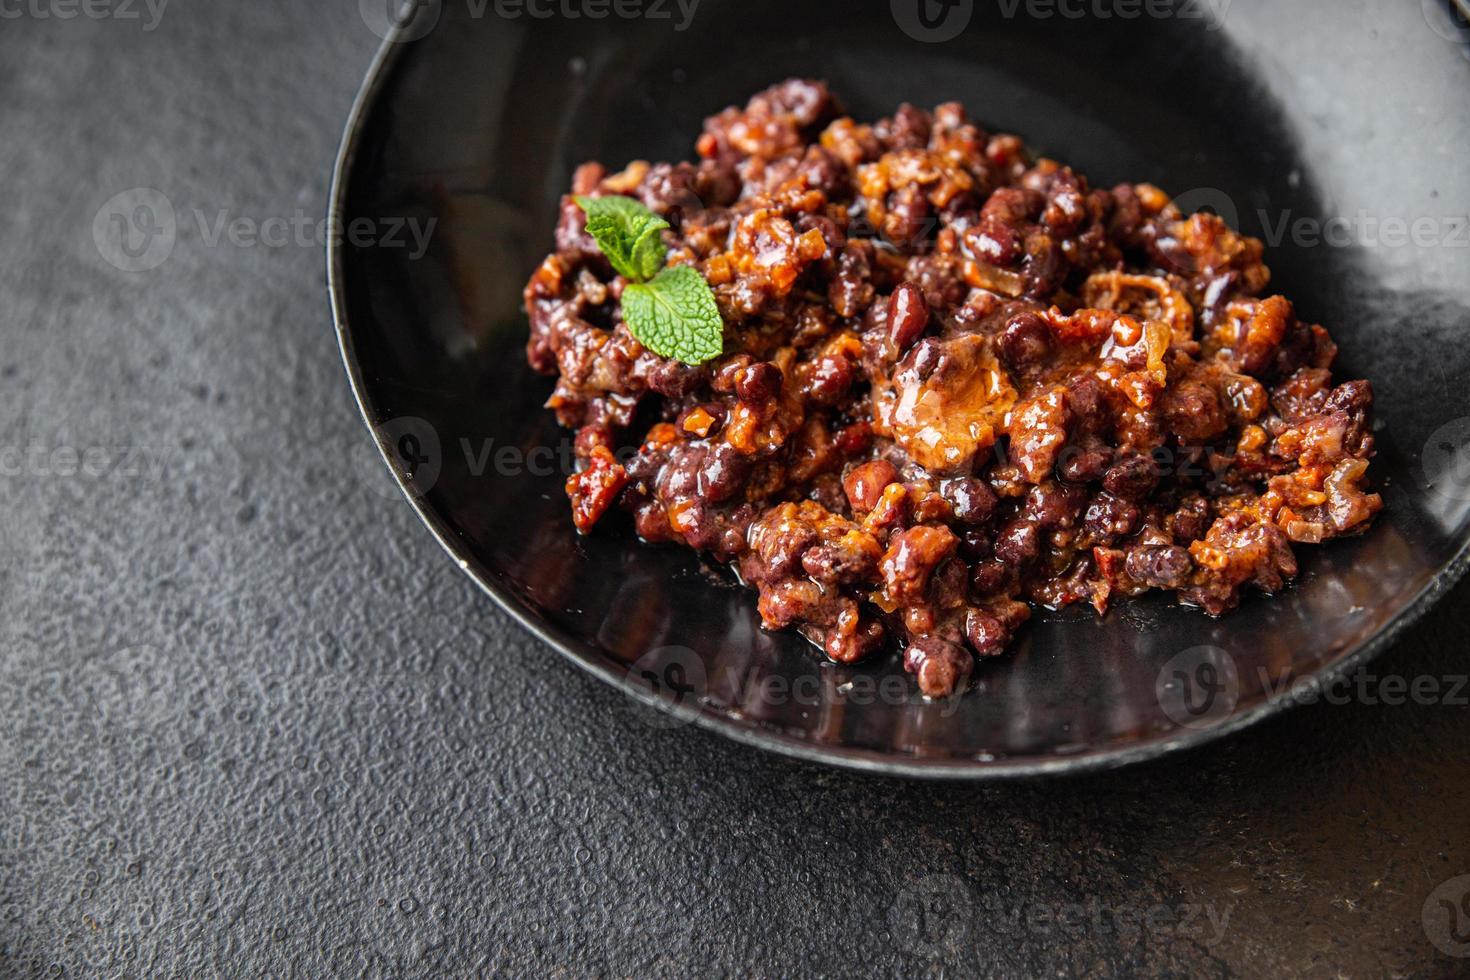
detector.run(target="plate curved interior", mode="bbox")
[330,0,1470,777]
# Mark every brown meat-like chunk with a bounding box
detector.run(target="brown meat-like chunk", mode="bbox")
[524,81,1382,696]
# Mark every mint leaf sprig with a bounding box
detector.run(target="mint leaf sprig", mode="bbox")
[574,195,724,365]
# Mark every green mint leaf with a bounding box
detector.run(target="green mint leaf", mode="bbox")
[574,194,669,283]
[628,220,669,283]
[621,265,725,365]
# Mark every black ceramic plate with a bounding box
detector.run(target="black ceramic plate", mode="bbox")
[330,0,1470,777]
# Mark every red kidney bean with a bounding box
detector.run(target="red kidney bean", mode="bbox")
[999,310,1051,369]
[887,282,930,353]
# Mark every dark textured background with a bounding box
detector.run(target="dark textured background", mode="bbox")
[2,1,1468,976]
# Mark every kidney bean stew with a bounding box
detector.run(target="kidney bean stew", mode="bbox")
[522,80,1381,697]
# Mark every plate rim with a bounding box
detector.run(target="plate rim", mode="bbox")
[326,4,1470,780]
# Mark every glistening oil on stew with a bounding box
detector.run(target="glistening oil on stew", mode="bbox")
[522,80,1381,698]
